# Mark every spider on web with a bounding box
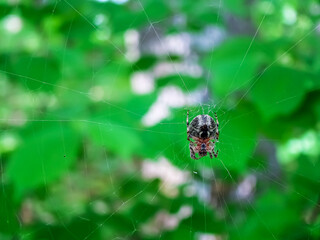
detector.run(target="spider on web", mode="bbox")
[187,110,219,160]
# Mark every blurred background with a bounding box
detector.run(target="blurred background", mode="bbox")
[1,0,320,239]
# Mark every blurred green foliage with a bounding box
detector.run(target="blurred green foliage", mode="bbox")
[1,0,320,239]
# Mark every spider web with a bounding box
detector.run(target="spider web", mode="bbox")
[1,0,320,240]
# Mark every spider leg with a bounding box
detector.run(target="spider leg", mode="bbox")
[208,141,218,158]
[213,150,219,158]
[214,112,219,140]
[187,110,190,141]
[214,112,219,126]
[187,110,189,127]
[189,142,200,160]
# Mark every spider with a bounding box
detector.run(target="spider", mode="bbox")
[187,110,219,160]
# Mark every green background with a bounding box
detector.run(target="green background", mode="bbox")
[1,0,320,239]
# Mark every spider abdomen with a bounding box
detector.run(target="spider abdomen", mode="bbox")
[189,114,216,139]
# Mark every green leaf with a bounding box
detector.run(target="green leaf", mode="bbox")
[0,186,19,234]
[156,75,202,90]
[87,121,143,160]
[138,109,189,167]
[94,2,146,33]
[223,0,248,17]
[230,189,304,240]
[250,65,312,121]
[289,155,320,198]
[133,55,158,71]
[6,123,80,199]
[214,107,258,172]
[9,56,60,91]
[206,37,265,98]
[143,0,171,23]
